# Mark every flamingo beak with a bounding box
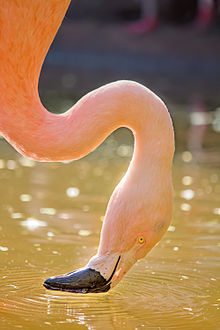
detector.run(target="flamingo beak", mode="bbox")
[43,255,121,294]
[43,268,111,293]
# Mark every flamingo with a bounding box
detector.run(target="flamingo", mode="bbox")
[0,0,174,293]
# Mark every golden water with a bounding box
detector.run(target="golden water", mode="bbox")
[0,113,220,329]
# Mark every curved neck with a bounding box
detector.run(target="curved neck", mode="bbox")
[0,1,174,169]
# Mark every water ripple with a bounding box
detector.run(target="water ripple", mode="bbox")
[0,265,218,329]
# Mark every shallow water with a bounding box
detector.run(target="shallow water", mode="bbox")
[0,113,220,330]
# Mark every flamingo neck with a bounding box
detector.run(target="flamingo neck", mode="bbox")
[0,1,175,261]
[0,0,174,168]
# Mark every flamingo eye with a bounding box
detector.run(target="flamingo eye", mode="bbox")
[138,236,145,244]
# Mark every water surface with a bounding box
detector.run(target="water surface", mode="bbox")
[0,112,220,329]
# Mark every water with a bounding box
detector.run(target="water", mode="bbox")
[0,112,220,330]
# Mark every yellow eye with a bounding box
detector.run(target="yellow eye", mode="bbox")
[138,236,145,244]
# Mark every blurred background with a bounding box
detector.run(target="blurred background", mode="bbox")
[41,0,220,104]
[38,0,220,156]
[1,1,220,329]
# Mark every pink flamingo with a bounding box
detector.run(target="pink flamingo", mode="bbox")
[0,1,174,293]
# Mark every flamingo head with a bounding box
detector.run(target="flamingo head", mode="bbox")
[43,185,172,293]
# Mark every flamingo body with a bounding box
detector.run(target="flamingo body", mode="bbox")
[0,1,174,293]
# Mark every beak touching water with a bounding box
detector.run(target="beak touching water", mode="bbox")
[43,254,123,294]
[43,231,155,294]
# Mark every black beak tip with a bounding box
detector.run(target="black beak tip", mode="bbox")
[43,278,57,291]
[43,268,111,294]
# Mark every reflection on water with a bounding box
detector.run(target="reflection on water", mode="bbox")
[0,113,220,330]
